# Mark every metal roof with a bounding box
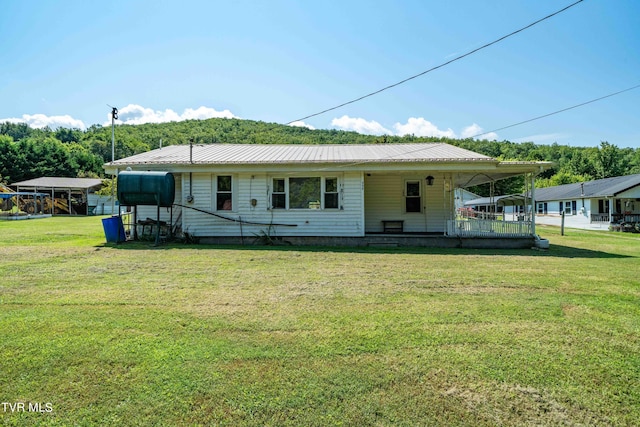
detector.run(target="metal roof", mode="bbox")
[11,177,104,190]
[534,174,640,201]
[106,143,496,166]
[465,194,529,207]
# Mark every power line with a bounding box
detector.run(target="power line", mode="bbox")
[296,83,639,175]
[287,0,585,125]
[470,83,640,139]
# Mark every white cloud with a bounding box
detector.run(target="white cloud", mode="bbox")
[393,117,455,138]
[331,115,392,135]
[181,106,236,121]
[108,104,237,125]
[4,108,502,146]
[0,114,86,130]
[1,105,239,131]
[288,121,315,130]
[461,123,498,140]
[331,115,499,141]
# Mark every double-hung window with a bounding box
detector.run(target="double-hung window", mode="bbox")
[272,178,286,209]
[405,181,421,213]
[324,178,339,209]
[563,200,575,215]
[216,175,232,210]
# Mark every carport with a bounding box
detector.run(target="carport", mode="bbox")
[11,177,103,215]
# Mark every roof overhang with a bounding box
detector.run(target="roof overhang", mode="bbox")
[451,162,552,188]
[104,160,552,186]
[103,144,552,187]
[11,177,104,191]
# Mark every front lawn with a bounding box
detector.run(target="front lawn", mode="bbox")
[1,217,639,426]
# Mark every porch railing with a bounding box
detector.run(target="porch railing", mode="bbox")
[447,219,533,238]
[590,213,610,222]
[611,214,640,223]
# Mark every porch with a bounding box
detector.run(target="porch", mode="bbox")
[446,218,533,238]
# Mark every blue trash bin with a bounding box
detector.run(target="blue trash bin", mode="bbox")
[102,216,126,243]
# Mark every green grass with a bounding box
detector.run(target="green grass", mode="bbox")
[1,217,639,426]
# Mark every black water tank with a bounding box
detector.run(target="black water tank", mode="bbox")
[117,171,175,207]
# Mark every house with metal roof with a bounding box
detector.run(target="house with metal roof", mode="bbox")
[104,143,551,248]
[533,173,640,230]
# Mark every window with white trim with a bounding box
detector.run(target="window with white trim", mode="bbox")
[272,178,286,209]
[271,177,340,210]
[562,200,577,215]
[216,175,232,210]
[405,180,421,213]
[537,202,547,214]
[290,177,321,209]
[324,177,339,209]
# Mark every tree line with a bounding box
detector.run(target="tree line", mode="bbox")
[1,119,639,195]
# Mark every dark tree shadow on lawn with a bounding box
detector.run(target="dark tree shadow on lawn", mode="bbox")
[101,241,633,259]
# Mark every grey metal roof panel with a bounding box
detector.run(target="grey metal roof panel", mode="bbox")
[107,143,497,166]
[464,194,528,206]
[11,177,104,189]
[534,173,640,201]
[464,196,494,206]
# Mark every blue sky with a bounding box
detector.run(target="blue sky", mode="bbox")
[1,0,638,148]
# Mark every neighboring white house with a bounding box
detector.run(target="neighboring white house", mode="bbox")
[533,174,640,230]
[104,143,551,247]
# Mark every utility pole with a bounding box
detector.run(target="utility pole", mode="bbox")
[110,106,118,215]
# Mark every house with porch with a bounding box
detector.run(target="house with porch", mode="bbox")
[533,173,640,230]
[103,143,551,248]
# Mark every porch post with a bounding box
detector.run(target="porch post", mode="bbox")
[530,173,536,236]
[360,172,366,236]
[608,198,613,223]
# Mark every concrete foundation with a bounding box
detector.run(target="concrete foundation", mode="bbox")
[198,234,537,249]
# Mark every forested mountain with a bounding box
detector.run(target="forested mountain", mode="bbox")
[1,118,639,196]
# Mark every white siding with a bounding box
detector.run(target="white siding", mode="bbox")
[364,173,451,233]
[546,201,562,216]
[364,174,402,232]
[541,199,588,217]
[618,186,640,199]
[181,172,214,236]
[180,172,365,237]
